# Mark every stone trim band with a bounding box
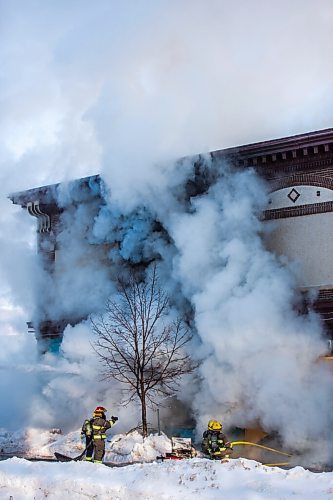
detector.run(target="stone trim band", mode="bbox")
[264,201,333,220]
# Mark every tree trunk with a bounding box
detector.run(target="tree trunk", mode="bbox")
[141,386,148,437]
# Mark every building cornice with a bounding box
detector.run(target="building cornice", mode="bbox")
[211,127,333,172]
[212,128,333,158]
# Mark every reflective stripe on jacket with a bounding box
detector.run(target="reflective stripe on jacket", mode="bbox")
[91,416,112,441]
[202,430,232,453]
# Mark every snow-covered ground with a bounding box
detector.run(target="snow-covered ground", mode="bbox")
[0,427,173,463]
[0,429,333,499]
[1,456,333,499]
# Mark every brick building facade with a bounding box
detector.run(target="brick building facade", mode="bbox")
[213,128,333,344]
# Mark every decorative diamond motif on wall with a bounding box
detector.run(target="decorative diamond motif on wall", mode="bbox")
[287,188,300,203]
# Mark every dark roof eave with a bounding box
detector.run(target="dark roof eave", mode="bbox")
[9,174,102,207]
[211,127,333,160]
[8,127,333,206]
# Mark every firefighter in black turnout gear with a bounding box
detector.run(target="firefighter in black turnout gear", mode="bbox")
[202,420,233,461]
[81,406,118,463]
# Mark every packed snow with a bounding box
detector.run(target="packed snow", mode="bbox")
[1,455,333,499]
[0,429,333,499]
[0,428,172,463]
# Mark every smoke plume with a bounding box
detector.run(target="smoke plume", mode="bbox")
[1,0,333,462]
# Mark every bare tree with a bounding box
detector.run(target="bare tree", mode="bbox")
[91,265,194,437]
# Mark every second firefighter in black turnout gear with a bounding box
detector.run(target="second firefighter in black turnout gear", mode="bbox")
[81,406,118,463]
[202,419,233,461]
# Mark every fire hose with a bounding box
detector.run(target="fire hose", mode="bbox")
[231,440,292,467]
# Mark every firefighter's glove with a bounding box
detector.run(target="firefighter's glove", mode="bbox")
[111,416,118,423]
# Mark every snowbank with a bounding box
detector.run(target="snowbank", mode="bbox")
[0,457,333,499]
[45,430,172,463]
[105,431,172,463]
[0,428,172,464]
[1,429,333,498]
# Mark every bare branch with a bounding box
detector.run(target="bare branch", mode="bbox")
[91,266,195,437]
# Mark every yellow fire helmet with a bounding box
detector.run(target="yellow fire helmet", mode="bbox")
[208,419,222,431]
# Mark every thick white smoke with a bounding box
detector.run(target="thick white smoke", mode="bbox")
[1,0,333,459]
[164,163,333,454]
[28,322,137,434]
[30,152,332,460]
